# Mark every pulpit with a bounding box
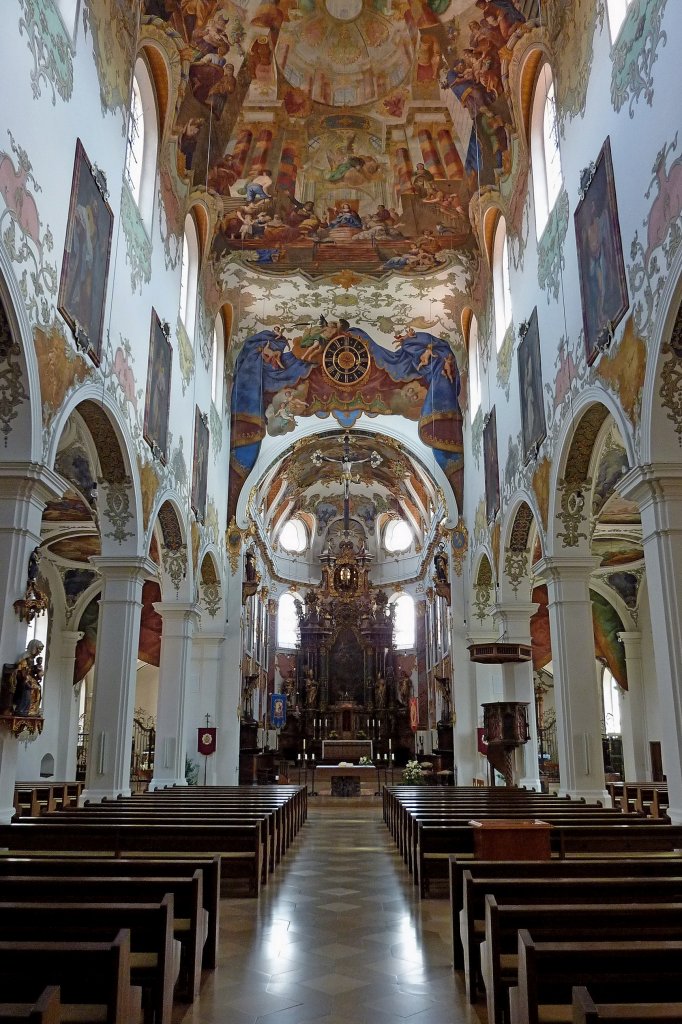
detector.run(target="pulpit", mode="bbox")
[482,701,530,787]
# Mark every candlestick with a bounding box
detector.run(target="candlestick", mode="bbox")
[367,718,370,729]
[311,753,315,761]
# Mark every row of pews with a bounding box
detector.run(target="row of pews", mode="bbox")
[0,785,306,1024]
[383,786,682,897]
[13,781,84,818]
[608,780,669,818]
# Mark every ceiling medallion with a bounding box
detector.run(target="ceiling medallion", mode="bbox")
[322,333,371,386]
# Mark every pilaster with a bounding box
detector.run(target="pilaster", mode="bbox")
[55,630,84,780]
[617,631,649,782]
[493,602,541,791]
[149,602,200,790]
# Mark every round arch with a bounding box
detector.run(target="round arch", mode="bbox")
[640,248,682,463]
[0,258,42,463]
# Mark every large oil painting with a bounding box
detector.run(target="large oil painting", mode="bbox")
[143,310,172,463]
[517,307,546,461]
[192,407,209,518]
[58,139,114,362]
[574,137,629,365]
[483,407,500,523]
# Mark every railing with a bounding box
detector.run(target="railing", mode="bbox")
[131,717,155,793]
[538,720,559,784]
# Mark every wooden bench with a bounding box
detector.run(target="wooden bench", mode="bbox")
[0,930,140,1024]
[509,932,682,1024]
[481,898,682,1024]
[0,985,60,1024]
[572,985,682,1023]
[0,874,205,1001]
[0,899,177,1024]
[460,873,682,1001]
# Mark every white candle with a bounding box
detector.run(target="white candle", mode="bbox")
[297,753,301,761]
[312,753,315,761]
[388,738,392,750]
[325,718,328,728]
[303,738,306,750]
[367,718,370,729]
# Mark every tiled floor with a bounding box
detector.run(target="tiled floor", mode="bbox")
[177,798,480,1024]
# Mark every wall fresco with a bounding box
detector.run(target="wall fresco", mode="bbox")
[611,0,668,119]
[19,0,74,105]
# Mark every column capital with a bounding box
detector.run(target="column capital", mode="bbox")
[90,555,157,581]
[534,554,599,582]
[0,462,65,504]
[619,463,682,506]
[153,601,201,629]
[61,630,85,645]
[617,630,642,656]
[493,603,539,644]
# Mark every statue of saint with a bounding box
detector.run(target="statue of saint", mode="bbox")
[375,673,386,709]
[304,668,318,708]
[1,639,45,716]
[398,671,411,707]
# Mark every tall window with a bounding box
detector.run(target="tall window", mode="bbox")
[606,0,633,41]
[393,594,415,649]
[468,315,481,415]
[531,64,562,237]
[277,592,300,648]
[601,666,622,734]
[493,216,512,351]
[211,314,225,410]
[124,58,159,228]
[179,212,199,342]
[384,519,413,554]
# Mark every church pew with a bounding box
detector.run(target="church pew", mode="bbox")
[448,856,682,970]
[0,930,140,1024]
[0,899,177,1024]
[0,986,60,1024]
[0,874,205,1001]
[572,986,682,1023]
[481,897,682,1024]
[509,932,682,1024]
[0,820,263,896]
[460,873,682,1001]
[0,855,220,969]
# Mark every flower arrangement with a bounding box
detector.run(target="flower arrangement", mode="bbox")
[401,759,425,785]
[358,755,373,766]
[328,730,339,739]
[356,729,368,739]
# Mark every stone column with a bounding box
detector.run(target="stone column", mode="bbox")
[215,567,244,785]
[534,556,607,803]
[616,631,649,782]
[55,630,84,780]
[191,633,224,786]
[149,602,200,790]
[620,465,682,822]
[82,556,156,803]
[0,464,64,822]
[452,616,477,786]
[493,602,541,791]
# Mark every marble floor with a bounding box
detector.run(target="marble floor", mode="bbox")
[177,798,480,1024]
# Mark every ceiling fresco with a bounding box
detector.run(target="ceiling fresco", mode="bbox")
[144,0,534,278]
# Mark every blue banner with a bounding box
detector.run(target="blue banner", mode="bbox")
[270,693,286,729]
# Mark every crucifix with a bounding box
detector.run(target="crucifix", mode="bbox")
[311,433,382,535]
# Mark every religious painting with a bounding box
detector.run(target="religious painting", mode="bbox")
[58,139,114,363]
[517,308,546,461]
[574,137,629,365]
[483,407,500,522]
[143,310,172,463]
[191,407,210,519]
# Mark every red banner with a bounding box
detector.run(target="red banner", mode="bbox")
[198,727,217,756]
[409,697,419,732]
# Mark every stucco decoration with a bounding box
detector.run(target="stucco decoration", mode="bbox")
[101,333,143,443]
[473,556,493,624]
[0,298,29,446]
[471,406,484,467]
[556,479,589,548]
[99,477,135,544]
[0,131,58,327]
[596,316,646,426]
[138,456,161,531]
[537,187,569,303]
[544,334,587,432]
[496,322,515,398]
[82,0,138,128]
[611,0,668,119]
[157,501,187,591]
[531,454,550,531]
[546,0,604,135]
[176,316,194,395]
[209,401,223,458]
[19,0,74,104]
[120,182,152,293]
[473,496,487,548]
[34,324,93,437]
[503,432,522,500]
[504,549,528,595]
[200,556,220,617]
[629,133,682,340]
[451,517,468,577]
[658,298,682,444]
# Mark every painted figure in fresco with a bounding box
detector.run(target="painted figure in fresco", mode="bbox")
[326,203,363,230]
[178,118,203,173]
[411,162,435,197]
[244,169,273,204]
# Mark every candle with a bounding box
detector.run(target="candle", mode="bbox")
[325,718,328,728]
[388,738,392,751]
[303,739,306,750]
[312,753,315,761]
[367,719,370,729]
[297,753,301,761]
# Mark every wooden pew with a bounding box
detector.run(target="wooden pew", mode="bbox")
[509,932,682,1024]
[481,898,682,1024]
[449,856,682,970]
[0,900,176,1024]
[460,872,682,1001]
[0,930,140,1024]
[572,986,682,1023]
[0,874,205,1002]
[0,986,60,1024]
[0,855,220,970]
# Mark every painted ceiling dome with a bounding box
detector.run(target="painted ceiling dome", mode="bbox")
[275,0,415,107]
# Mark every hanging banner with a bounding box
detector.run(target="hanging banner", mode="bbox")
[198,727,217,756]
[270,693,286,729]
[409,697,419,732]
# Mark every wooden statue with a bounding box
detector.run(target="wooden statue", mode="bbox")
[0,639,45,717]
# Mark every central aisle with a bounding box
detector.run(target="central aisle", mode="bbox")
[180,800,478,1024]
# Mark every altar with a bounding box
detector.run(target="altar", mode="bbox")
[314,764,377,796]
[321,739,372,761]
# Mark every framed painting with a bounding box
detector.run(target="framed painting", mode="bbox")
[192,406,210,518]
[518,307,547,461]
[58,139,114,363]
[483,406,500,522]
[143,310,172,463]
[574,136,629,365]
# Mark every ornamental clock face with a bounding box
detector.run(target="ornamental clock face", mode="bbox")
[323,333,371,386]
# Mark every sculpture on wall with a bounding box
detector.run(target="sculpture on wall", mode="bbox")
[0,639,45,720]
[304,667,318,709]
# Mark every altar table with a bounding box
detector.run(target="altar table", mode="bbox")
[314,765,377,796]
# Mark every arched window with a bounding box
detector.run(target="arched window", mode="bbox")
[606,0,633,41]
[279,518,307,553]
[384,518,413,554]
[124,58,159,228]
[211,314,225,410]
[531,63,562,237]
[468,315,481,416]
[493,216,512,351]
[277,592,300,648]
[393,593,415,649]
[601,666,622,734]
[179,212,199,342]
